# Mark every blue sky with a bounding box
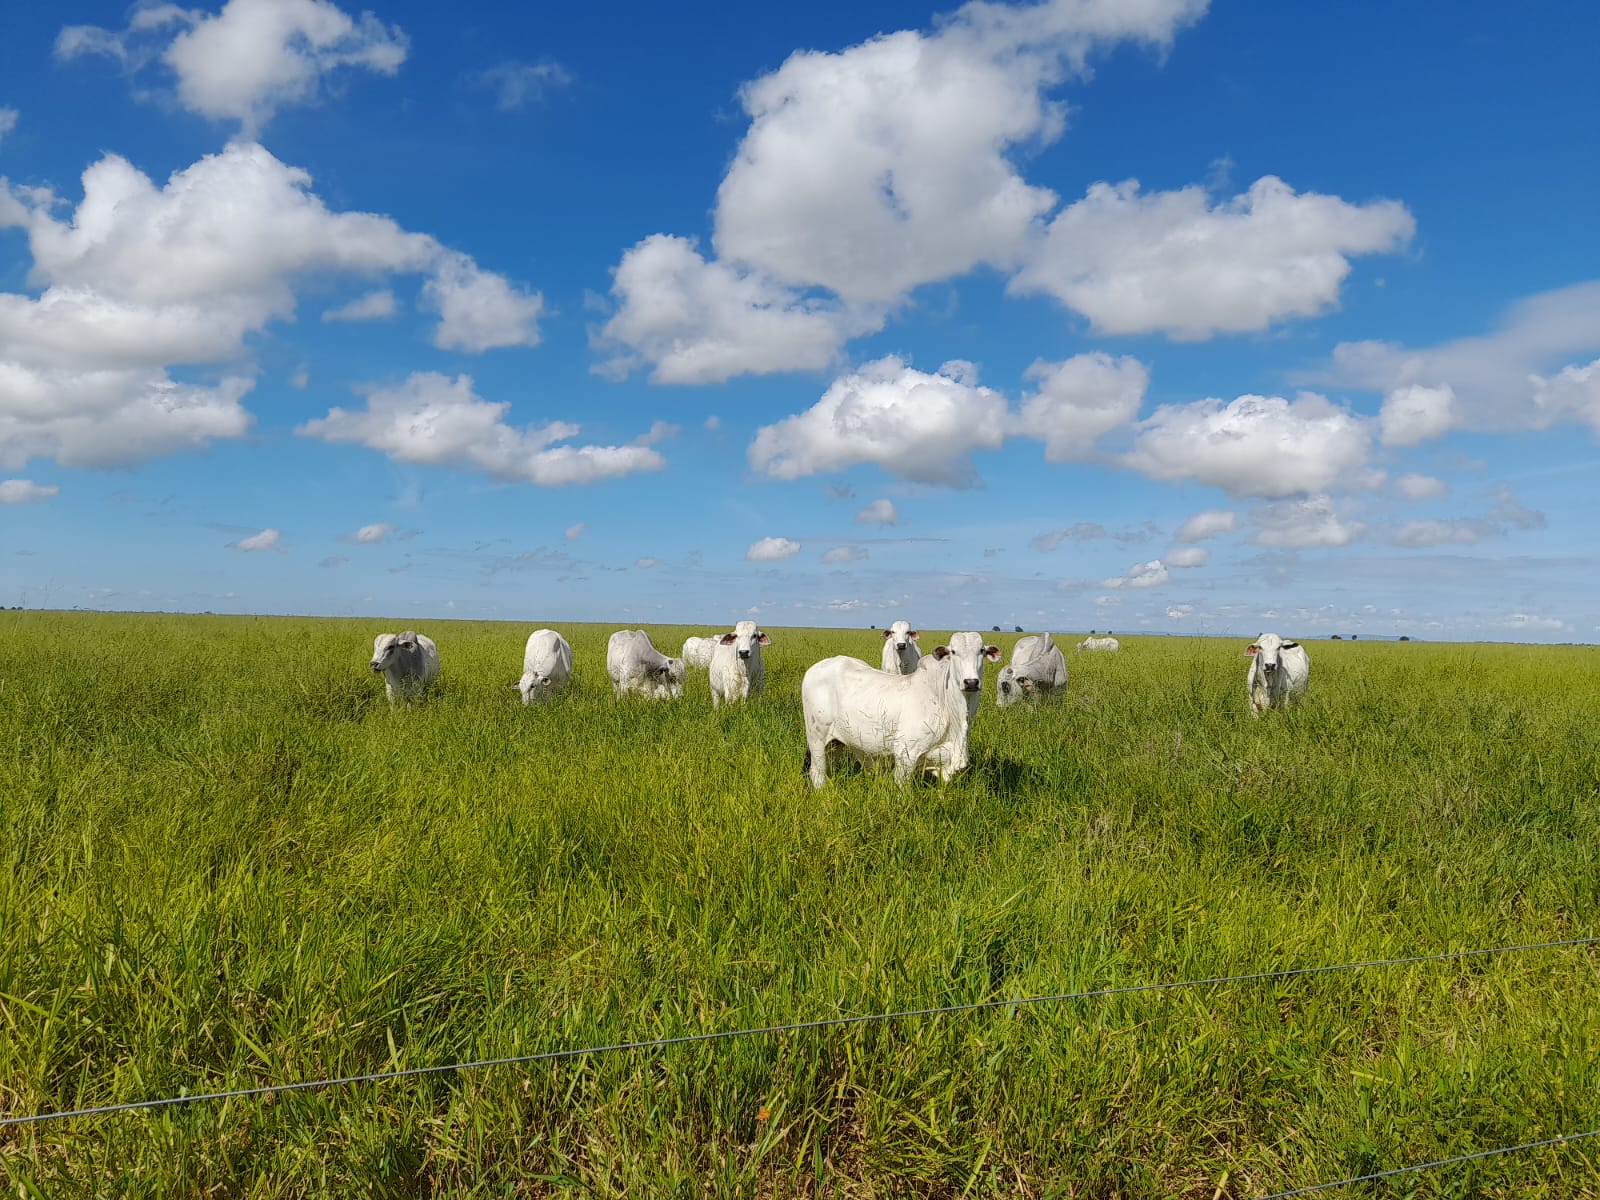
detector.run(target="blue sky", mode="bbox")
[2,0,1597,641]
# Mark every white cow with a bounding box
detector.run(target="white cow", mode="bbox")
[682,636,721,670]
[607,629,685,699]
[1077,635,1120,652]
[1246,632,1310,716]
[996,633,1069,708]
[369,631,440,705]
[803,631,1001,788]
[709,619,770,708]
[879,620,922,674]
[514,628,573,704]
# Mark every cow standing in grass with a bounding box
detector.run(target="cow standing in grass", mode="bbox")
[514,629,573,704]
[803,631,1001,787]
[607,630,685,699]
[710,620,770,708]
[682,636,721,670]
[880,620,921,674]
[1246,632,1310,716]
[370,631,440,705]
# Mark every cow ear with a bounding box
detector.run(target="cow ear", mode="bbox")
[757,632,771,645]
[881,629,894,638]
[984,645,1001,660]
[1245,645,1259,656]
[908,630,920,640]
[1282,641,1299,649]
[932,645,951,659]
[720,633,737,644]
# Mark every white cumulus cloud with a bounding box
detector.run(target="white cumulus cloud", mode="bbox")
[233,527,280,552]
[57,0,408,135]
[348,521,396,543]
[297,372,667,487]
[1174,509,1237,542]
[749,356,1009,486]
[0,108,17,144]
[823,545,868,563]
[1395,473,1448,500]
[1250,495,1364,547]
[1125,393,1372,498]
[747,536,802,562]
[322,289,396,322]
[1011,176,1413,339]
[1102,559,1168,589]
[0,478,58,503]
[1012,352,1148,461]
[1165,546,1208,568]
[855,498,898,525]
[423,252,543,351]
[1380,383,1456,447]
[564,522,587,540]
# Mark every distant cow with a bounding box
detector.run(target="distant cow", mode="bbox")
[682,636,721,669]
[710,619,771,708]
[880,620,922,674]
[997,632,1068,708]
[1245,632,1310,716]
[607,629,685,699]
[514,629,573,704]
[803,631,1001,787]
[370,631,440,705]
[1077,636,1119,652]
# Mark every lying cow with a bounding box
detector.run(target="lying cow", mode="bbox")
[879,620,922,674]
[803,631,1001,787]
[369,631,440,705]
[1077,635,1119,651]
[513,628,573,704]
[709,619,770,708]
[682,635,721,670]
[607,629,685,699]
[996,632,1068,708]
[1246,632,1310,716]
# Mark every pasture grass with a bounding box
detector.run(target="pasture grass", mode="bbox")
[2,611,1599,1197]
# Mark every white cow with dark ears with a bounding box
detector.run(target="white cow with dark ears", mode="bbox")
[880,620,922,674]
[709,619,771,707]
[513,629,573,704]
[370,631,440,705]
[1245,632,1310,716]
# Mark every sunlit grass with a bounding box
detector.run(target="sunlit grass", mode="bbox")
[2,612,1598,1196]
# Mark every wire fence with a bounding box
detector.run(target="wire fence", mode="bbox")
[4,934,1597,1194]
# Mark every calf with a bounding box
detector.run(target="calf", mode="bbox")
[1245,632,1310,716]
[606,629,685,699]
[997,632,1068,708]
[803,631,1001,787]
[709,619,770,708]
[879,620,922,674]
[369,631,440,705]
[514,628,573,704]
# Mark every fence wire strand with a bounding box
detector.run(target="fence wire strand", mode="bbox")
[3,934,1595,1132]
[1254,1127,1600,1198]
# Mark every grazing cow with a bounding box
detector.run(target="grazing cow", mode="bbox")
[513,628,573,704]
[803,631,1001,788]
[607,629,685,699]
[1245,632,1310,716]
[682,636,721,669]
[996,633,1068,708]
[710,619,771,708]
[369,631,440,705]
[1077,635,1120,652]
[880,620,922,674]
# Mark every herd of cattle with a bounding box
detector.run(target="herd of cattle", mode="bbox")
[368,624,1311,787]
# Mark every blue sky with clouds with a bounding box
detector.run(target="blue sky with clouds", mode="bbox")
[2,0,1597,640]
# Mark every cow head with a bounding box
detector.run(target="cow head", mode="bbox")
[720,619,771,661]
[1246,632,1299,677]
[370,633,397,672]
[882,620,919,652]
[933,631,1003,692]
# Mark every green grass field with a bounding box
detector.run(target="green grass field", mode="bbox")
[2,611,1598,1197]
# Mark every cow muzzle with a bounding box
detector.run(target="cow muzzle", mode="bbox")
[370,662,384,672]
[738,650,751,660]
[961,677,981,692]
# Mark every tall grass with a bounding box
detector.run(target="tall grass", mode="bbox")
[2,612,1598,1197]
